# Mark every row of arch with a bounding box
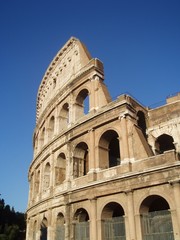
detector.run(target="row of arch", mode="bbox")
[31,129,176,199]
[35,105,176,161]
[32,194,175,240]
[34,88,90,154]
[31,129,121,198]
[37,37,82,119]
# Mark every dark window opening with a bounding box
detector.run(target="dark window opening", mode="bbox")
[109,137,120,167]
[140,195,174,240]
[155,134,175,154]
[40,218,48,240]
[102,202,125,219]
[149,197,169,212]
[74,208,90,240]
[137,111,147,139]
[99,130,121,169]
[101,202,126,240]
[140,195,170,214]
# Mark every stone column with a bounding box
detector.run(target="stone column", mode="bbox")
[50,151,55,191]
[37,215,41,240]
[38,135,44,151]
[46,127,52,142]
[170,181,180,237]
[66,141,73,182]
[170,209,180,240]
[55,115,61,135]
[125,191,136,240]
[90,198,97,240]
[97,218,102,240]
[44,123,48,145]
[25,218,30,240]
[69,93,75,124]
[88,129,98,182]
[90,76,99,112]
[29,174,34,204]
[48,209,53,240]
[54,107,58,136]
[88,129,95,170]
[119,114,130,161]
[39,163,43,198]
[64,204,70,240]
[134,214,142,240]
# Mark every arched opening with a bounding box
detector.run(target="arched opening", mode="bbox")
[99,130,120,169]
[40,218,48,240]
[137,111,147,139]
[101,202,126,240]
[55,213,65,240]
[75,89,89,119]
[73,142,89,178]
[48,116,55,140]
[55,153,66,185]
[155,134,175,154]
[59,103,69,132]
[44,163,50,191]
[74,208,89,240]
[140,195,174,239]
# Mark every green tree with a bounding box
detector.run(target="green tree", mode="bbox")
[0,197,26,240]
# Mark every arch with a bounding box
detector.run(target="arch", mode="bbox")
[137,110,147,139]
[44,163,51,190]
[73,142,89,178]
[48,115,55,140]
[101,202,125,219]
[40,217,48,240]
[101,202,126,240]
[140,195,174,239]
[55,213,65,240]
[155,134,175,154]
[140,195,170,213]
[55,153,66,185]
[59,103,69,131]
[99,130,120,169]
[75,88,89,120]
[74,208,90,240]
[74,208,90,222]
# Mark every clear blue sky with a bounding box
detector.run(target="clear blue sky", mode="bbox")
[0,0,180,213]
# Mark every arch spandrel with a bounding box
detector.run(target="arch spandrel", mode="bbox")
[36,37,92,121]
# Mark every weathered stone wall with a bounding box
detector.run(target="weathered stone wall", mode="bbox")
[26,37,180,240]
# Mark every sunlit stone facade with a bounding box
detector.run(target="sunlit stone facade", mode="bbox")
[26,37,180,240]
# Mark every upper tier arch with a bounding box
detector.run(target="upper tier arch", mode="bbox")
[36,37,93,121]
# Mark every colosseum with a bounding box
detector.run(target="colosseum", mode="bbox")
[26,37,180,240]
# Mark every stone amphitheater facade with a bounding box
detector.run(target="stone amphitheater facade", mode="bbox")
[26,37,180,240]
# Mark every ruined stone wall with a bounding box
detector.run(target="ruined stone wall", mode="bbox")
[26,37,180,240]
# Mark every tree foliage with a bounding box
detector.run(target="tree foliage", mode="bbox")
[0,198,26,240]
